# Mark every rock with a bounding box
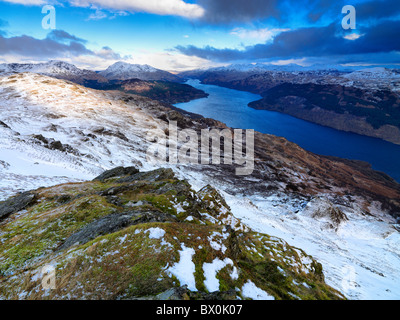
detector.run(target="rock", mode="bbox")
[59,209,177,251]
[0,191,36,221]
[93,166,140,181]
[0,120,11,129]
[116,168,175,183]
[135,286,238,300]
[302,197,348,230]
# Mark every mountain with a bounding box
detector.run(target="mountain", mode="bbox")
[0,72,400,299]
[99,61,182,82]
[0,60,108,85]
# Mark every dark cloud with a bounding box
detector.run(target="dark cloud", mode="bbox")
[195,0,348,25]
[0,30,94,58]
[46,30,88,44]
[197,0,280,24]
[356,0,400,21]
[195,0,400,26]
[176,19,400,64]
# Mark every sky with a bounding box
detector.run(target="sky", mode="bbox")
[0,0,399,72]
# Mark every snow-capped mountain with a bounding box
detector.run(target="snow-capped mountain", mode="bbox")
[0,60,108,85]
[99,61,182,82]
[0,72,400,300]
[182,63,400,92]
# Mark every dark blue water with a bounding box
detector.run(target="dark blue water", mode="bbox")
[175,79,400,182]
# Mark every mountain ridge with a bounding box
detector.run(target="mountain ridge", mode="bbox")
[99,61,182,82]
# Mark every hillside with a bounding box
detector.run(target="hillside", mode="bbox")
[0,167,344,300]
[86,78,208,104]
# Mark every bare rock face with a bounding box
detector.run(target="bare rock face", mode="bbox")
[302,197,348,230]
[0,191,36,221]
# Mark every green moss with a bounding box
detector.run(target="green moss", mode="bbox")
[0,195,119,275]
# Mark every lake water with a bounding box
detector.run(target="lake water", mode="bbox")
[175,79,400,182]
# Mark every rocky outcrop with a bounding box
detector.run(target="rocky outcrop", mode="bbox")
[302,198,348,231]
[0,191,36,221]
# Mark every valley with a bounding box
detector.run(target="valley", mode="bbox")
[184,65,400,144]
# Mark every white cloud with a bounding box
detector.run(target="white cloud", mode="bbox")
[343,33,364,40]
[2,0,205,19]
[2,0,47,4]
[70,0,205,19]
[129,50,221,72]
[230,27,289,42]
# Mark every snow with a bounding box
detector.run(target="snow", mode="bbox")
[166,244,197,291]
[241,280,275,300]
[0,72,162,200]
[207,232,228,253]
[203,258,234,292]
[99,61,163,80]
[222,193,400,300]
[145,228,166,240]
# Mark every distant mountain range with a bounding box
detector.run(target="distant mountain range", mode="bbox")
[182,63,400,144]
[0,61,203,104]
[0,60,182,84]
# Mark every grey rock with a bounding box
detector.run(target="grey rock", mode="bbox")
[116,168,175,183]
[58,209,177,251]
[0,192,36,221]
[93,166,140,182]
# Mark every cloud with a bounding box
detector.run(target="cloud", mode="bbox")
[0,33,93,57]
[0,28,139,69]
[95,46,131,60]
[2,0,205,18]
[230,27,289,42]
[69,0,204,19]
[1,0,47,4]
[87,8,108,20]
[176,20,400,64]
[197,0,280,24]
[356,0,400,21]
[46,29,88,43]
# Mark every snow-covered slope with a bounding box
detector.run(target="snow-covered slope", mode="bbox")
[0,72,399,300]
[0,60,108,85]
[100,61,181,82]
[0,72,164,200]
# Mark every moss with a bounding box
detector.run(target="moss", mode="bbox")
[0,195,119,275]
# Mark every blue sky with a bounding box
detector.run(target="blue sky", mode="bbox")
[0,0,399,71]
